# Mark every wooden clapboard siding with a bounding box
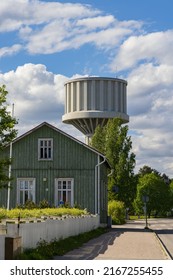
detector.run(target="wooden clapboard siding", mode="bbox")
[0,122,109,222]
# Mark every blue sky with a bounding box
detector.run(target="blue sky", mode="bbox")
[1,0,173,76]
[1,0,173,176]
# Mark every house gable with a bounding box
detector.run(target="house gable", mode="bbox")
[10,122,107,170]
[0,122,109,222]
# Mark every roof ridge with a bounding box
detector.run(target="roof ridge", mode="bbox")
[11,122,108,161]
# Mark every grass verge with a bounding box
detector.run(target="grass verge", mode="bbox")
[16,227,108,260]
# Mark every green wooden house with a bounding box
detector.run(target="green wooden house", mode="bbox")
[0,122,109,223]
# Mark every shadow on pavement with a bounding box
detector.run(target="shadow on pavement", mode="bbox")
[54,226,151,260]
[154,229,173,234]
[54,229,122,259]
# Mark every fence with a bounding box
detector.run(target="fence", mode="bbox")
[0,214,100,259]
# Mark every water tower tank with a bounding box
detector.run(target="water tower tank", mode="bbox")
[62,77,129,143]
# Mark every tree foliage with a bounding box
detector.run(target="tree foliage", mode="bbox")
[91,118,136,209]
[0,85,18,188]
[134,173,173,217]
[108,200,125,224]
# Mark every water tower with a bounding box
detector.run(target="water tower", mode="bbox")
[62,77,129,144]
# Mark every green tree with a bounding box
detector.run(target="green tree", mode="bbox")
[134,173,172,217]
[0,85,18,188]
[91,118,136,209]
[108,200,125,224]
[90,124,106,154]
[138,165,161,177]
[169,180,173,214]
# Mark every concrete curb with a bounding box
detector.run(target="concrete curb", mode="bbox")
[153,231,172,260]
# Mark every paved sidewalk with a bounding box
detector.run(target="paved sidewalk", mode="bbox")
[54,220,170,260]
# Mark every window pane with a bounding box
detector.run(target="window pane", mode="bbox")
[48,140,51,147]
[40,147,43,158]
[63,181,66,189]
[29,190,33,201]
[63,191,66,202]
[67,191,71,205]
[29,181,33,189]
[48,148,51,158]
[24,191,28,203]
[67,181,71,189]
[25,181,28,189]
[19,181,24,190]
[58,191,62,204]
[20,191,23,204]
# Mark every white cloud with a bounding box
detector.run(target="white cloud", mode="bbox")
[0,64,67,131]
[76,15,115,29]
[26,16,143,54]
[0,0,143,55]
[111,30,173,71]
[1,60,173,177]
[0,63,86,141]
[127,62,173,176]
[0,0,99,32]
[1,1,173,177]
[0,44,22,58]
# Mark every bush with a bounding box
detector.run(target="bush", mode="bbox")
[0,207,6,220]
[39,199,50,209]
[17,200,37,209]
[0,207,88,219]
[108,200,125,224]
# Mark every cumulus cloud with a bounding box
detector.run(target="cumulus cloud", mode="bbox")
[127,62,173,176]
[1,1,173,177]
[0,0,143,55]
[1,61,173,177]
[0,63,67,131]
[107,26,173,176]
[0,63,85,141]
[0,0,99,32]
[111,30,173,71]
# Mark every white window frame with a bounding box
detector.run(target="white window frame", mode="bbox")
[54,178,74,207]
[17,178,36,205]
[38,138,53,160]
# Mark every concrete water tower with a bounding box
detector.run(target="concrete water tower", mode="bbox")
[62,77,129,144]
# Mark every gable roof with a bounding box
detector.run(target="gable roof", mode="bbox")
[12,122,109,163]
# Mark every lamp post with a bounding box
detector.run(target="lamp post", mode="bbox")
[142,195,149,229]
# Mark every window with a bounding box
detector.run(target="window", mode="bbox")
[55,178,74,207]
[38,138,53,160]
[17,178,35,205]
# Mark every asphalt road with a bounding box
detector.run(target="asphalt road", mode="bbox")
[54,218,171,260]
[148,218,173,259]
[119,218,173,259]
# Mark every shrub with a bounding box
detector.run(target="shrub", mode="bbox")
[39,199,50,209]
[0,207,6,220]
[17,200,37,209]
[0,207,88,219]
[108,200,125,224]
